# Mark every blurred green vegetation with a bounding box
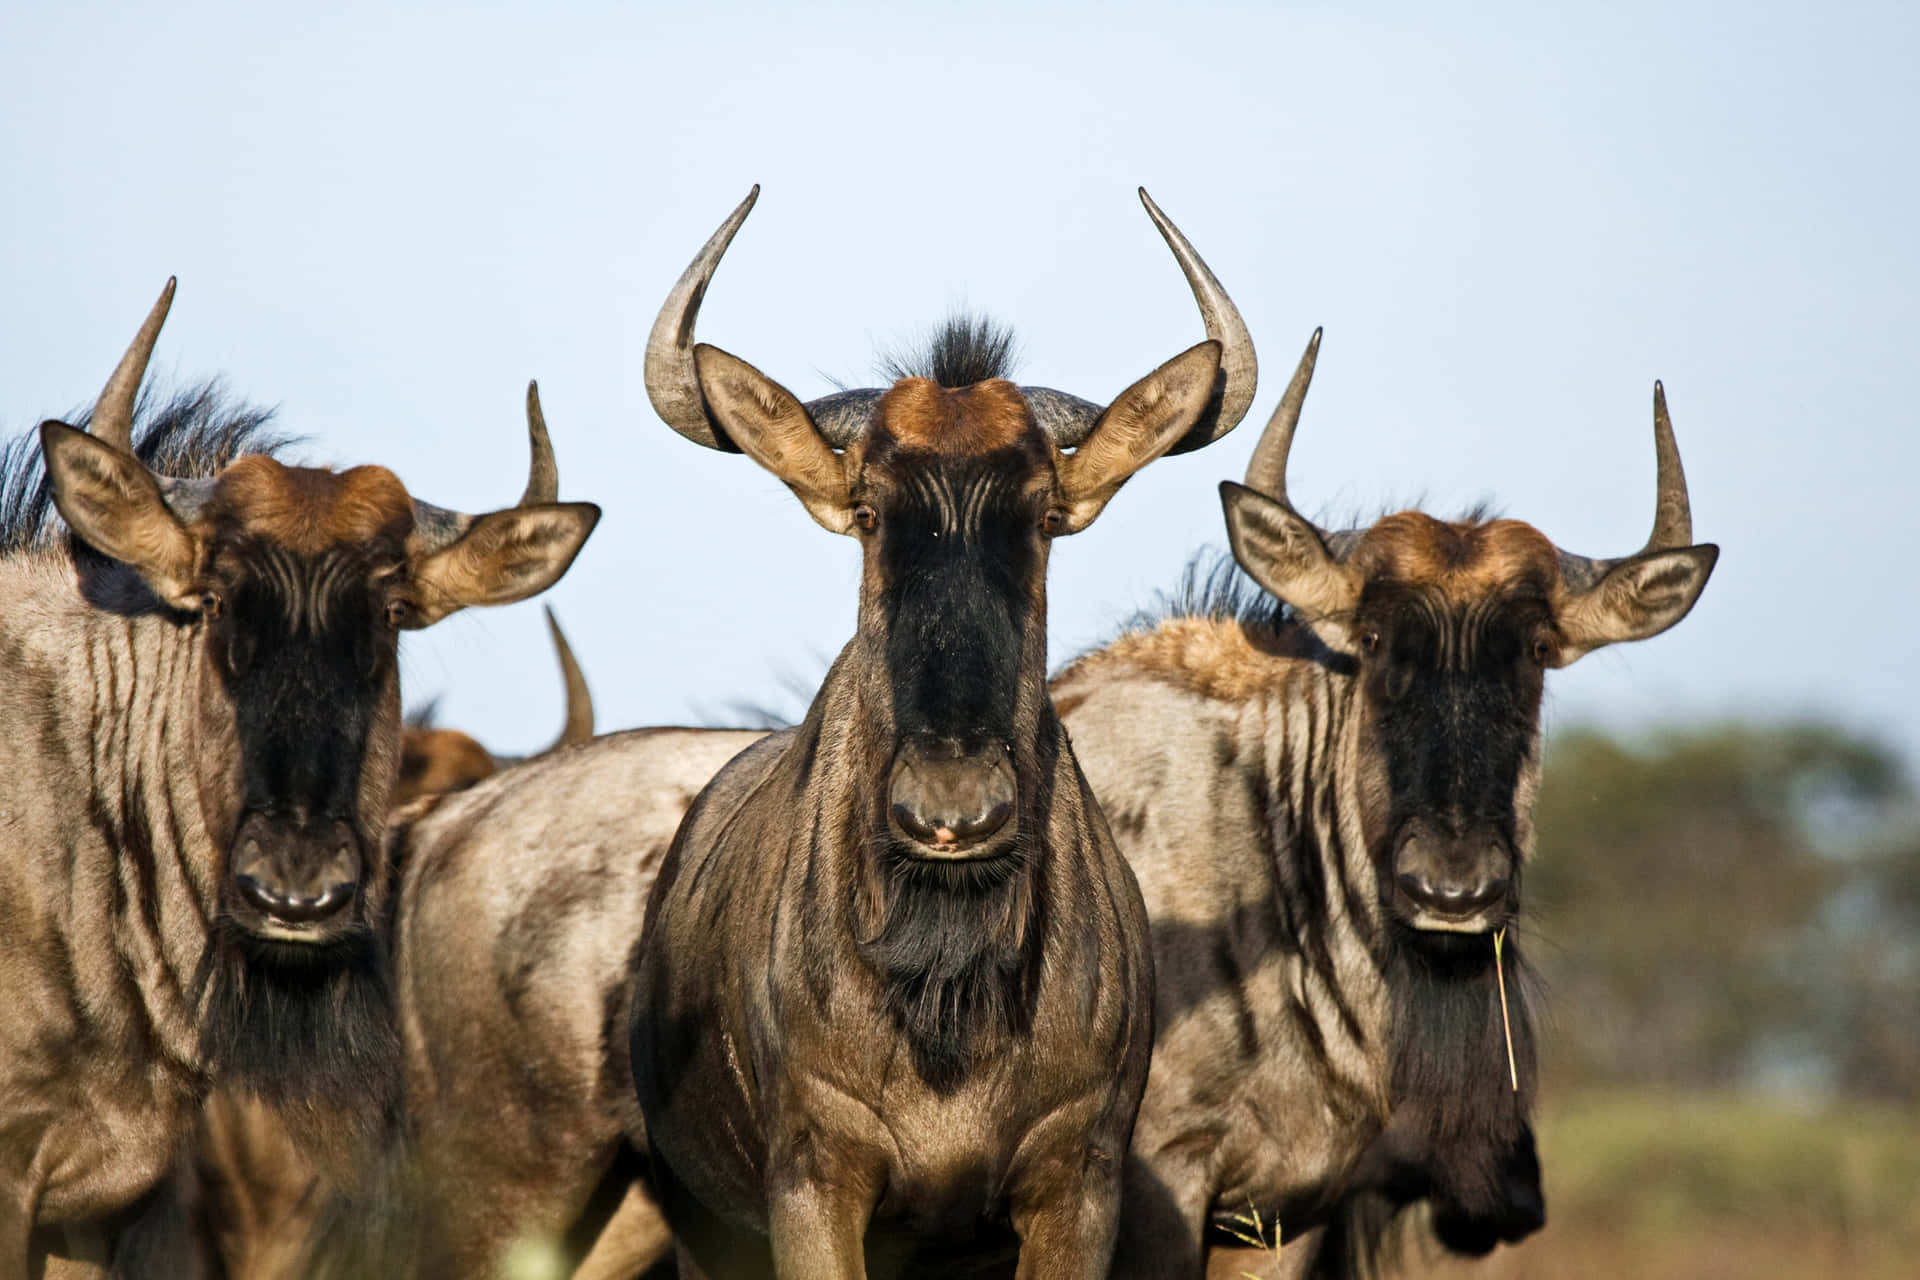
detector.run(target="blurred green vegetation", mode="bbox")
[1528,718,1920,1100]
[1419,718,1920,1277]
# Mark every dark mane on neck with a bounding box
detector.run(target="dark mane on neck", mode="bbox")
[2,379,294,554]
[861,847,1042,1092]
[1384,925,1537,1205]
[192,917,401,1176]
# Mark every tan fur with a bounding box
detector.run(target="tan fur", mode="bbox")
[394,728,496,807]
[1059,617,1317,707]
[875,377,1034,453]
[199,457,414,552]
[1348,512,1563,604]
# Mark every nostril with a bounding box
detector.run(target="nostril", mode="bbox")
[947,794,1012,842]
[235,873,281,917]
[891,802,939,843]
[234,874,356,924]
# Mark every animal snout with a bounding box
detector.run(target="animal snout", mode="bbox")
[888,738,1016,856]
[1391,819,1513,930]
[229,813,361,930]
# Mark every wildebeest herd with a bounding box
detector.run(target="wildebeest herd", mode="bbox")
[1,188,1717,1280]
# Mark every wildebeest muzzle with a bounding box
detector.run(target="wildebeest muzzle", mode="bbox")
[888,736,1017,858]
[228,811,363,937]
[1391,816,1515,933]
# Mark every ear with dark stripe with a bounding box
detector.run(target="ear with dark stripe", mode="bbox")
[406,502,601,628]
[693,343,855,534]
[1551,544,1718,667]
[1220,480,1361,650]
[40,420,203,608]
[1054,340,1221,534]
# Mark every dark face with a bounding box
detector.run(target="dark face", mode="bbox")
[1354,574,1552,936]
[855,407,1059,862]
[200,530,405,943]
[182,459,418,946]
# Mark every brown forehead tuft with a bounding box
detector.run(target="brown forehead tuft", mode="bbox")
[873,377,1038,455]
[202,456,415,554]
[1351,512,1563,600]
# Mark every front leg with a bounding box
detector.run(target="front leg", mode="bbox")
[766,1173,875,1280]
[4,1164,42,1280]
[1008,1148,1125,1280]
[765,1128,881,1280]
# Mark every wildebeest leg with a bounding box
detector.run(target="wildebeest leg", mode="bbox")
[7,1173,44,1279]
[1007,1156,1124,1280]
[570,1176,675,1280]
[766,1172,874,1280]
[1107,1152,1209,1279]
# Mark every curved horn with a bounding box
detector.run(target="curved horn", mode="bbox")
[1242,328,1322,509]
[410,378,571,553]
[1009,191,1259,451]
[645,186,760,452]
[1558,381,1699,590]
[544,605,595,750]
[1137,188,1258,454]
[91,278,176,454]
[521,380,559,505]
[648,186,1254,454]
[1646,380,1692,549]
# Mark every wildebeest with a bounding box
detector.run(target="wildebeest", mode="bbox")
[113,603,605,1280]
[385,186,1256,1279]
[627,186,1254,1280]
[0,282,599,1274]
[394,603,598,806]
[1047,332,1719,1276]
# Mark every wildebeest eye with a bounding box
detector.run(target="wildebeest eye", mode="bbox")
[1530,629,1556,666]
[853,504,878,533]
[1357,625,1382,654]
[385,599,412,629]
[1041,509,1065,536]
[201,590,225,620]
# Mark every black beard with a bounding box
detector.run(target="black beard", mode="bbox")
[193,916,401,1170]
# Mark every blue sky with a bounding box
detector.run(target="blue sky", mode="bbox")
[4,1,1915,763]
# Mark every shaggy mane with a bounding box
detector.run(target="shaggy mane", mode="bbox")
[1,380,293,553]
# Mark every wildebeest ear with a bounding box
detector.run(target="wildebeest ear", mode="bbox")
[693,343,854,534]
[406,502,601,628]
[1220,480,1362,650]
[1054,340,1222,534]
[1552,544,1718,667]
[40,420,203,608]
